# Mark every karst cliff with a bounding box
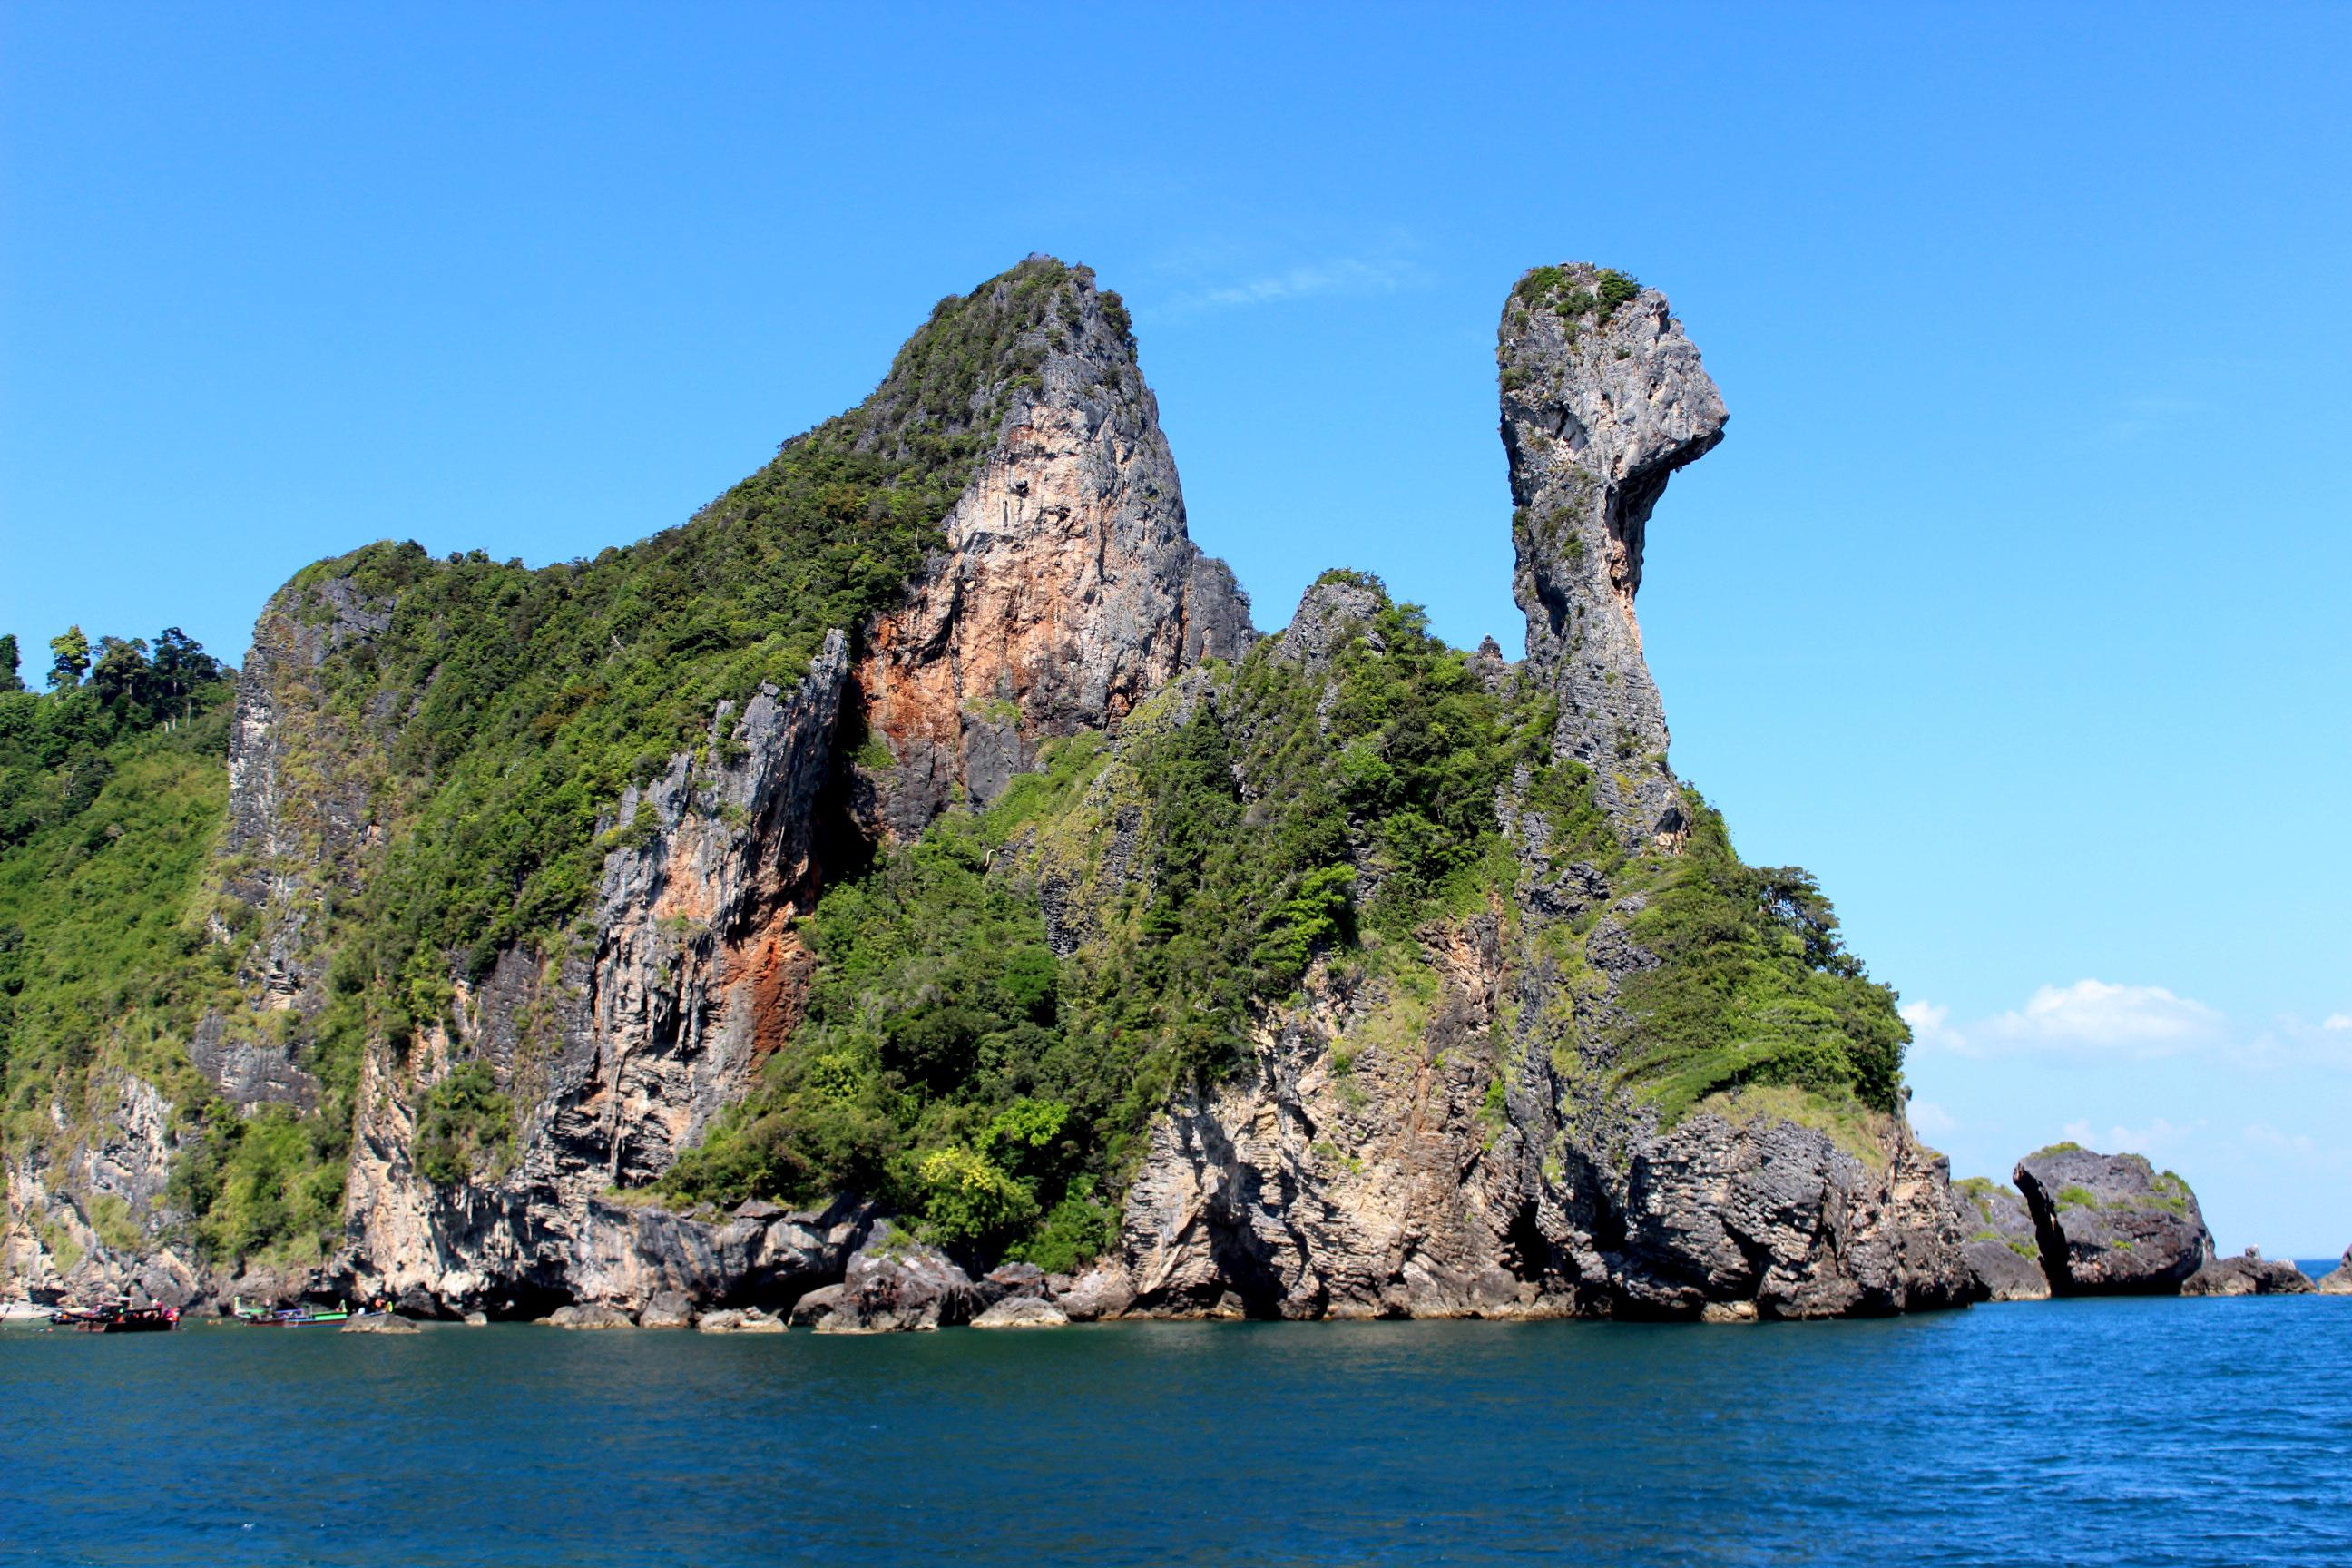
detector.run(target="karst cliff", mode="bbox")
[1,258,1977,1323]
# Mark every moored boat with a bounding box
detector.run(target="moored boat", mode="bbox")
[233,1297,360,1327]
[49,1300,181,1333]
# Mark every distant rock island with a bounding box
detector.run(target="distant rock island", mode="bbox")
[2,259,2338,1328]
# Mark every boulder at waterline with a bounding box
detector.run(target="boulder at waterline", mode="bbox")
[638,1290,696,1328]
[2321,1247,2352,1296]
[343,1313,420,1334]
[543,1302,637,1329]
[972,1295,1070,1328]
[790,1226,975,1333]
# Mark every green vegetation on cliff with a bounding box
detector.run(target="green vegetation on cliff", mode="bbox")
[0,638,237,1136]
[1612,801,1907,1119]
[663,574,1909,1260]
[667,583,1571,1252]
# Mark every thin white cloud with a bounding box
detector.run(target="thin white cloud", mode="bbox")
[1994,980,2222,1052]
[1908,980,2223,1059]
[2231,1014,2352,1073]
[1149,254,1424,320]
[1899,1000,1949,1034]
[2242,1122,2352,1179]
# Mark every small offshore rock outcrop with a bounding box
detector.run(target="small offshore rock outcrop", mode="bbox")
[2013,1146,2213,1295]
[2181,1248,2313,1297]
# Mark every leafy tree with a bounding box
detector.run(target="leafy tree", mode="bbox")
[90,637,152,706]
[46,627,88,690]
[0,635,22,694]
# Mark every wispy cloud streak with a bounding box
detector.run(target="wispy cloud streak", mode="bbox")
[1146,253,1425,321]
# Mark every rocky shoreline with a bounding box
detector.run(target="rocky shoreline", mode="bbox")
[19,1144,2321,1334]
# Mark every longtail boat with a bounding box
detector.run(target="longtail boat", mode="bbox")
[50,1301,181,1333]
[233,1297,358,1327]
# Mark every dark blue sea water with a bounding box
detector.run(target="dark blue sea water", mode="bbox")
[5,1295,2349,1566]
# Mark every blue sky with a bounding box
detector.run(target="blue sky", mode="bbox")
[5,5,2347,1251]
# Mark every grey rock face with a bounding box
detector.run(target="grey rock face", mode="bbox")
[637,1289,698,1328]
[973,1261,1048,1311]
[344,644,858,1314]
[342,1313,420,1334]
[0,1075,205,1309]
[694,1307,783,1334]
[1107,920,1970,1323]
[187,1015,320,1114]
[1949,1178,2052,1301]
[217,574,397,1013]
[1052,1266,1135,1323]
[2181,1249,2313,1297]
[853,264,1254,840]
[2013,1147,2214,1294]
[1272,579,1388,674]
[1499,265,1727,846]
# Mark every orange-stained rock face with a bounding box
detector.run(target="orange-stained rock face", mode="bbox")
[337,267,1250,1309]
[852,284,1250,841]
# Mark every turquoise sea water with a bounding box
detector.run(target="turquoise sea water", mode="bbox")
[5,1295,2349,1566]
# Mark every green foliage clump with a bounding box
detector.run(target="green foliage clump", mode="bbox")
[0,629,230,852]
[415,1063,514,1186]
[170,1100,348,1264]
[1507,264,1642,336]
[658,816,1097,1248]
[1611,796,1908,1120]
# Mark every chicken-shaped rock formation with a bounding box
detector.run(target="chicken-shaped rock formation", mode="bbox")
[1499,264,1726,845]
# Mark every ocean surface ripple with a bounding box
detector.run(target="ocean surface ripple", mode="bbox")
[5,1295,2348,1565]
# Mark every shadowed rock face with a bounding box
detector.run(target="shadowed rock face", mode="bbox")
[2014,1146,2214,1294]
[1498,265,1726,847]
